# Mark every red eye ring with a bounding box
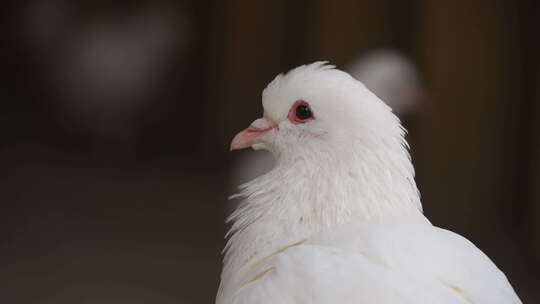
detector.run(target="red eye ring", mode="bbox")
[287,100,314,124]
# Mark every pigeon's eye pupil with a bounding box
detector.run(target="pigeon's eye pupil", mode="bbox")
[295,104,312,120]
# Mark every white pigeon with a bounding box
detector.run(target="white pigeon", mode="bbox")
[217,62,521,304]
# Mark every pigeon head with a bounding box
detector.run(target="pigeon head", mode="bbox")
[228,62,421,226]
[231,62,404,164]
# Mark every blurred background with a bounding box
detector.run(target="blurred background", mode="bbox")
[2,0,539,303]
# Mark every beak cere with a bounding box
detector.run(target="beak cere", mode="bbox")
[230,118,274,151]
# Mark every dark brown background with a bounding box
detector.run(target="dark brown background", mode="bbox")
[2,0,539,303]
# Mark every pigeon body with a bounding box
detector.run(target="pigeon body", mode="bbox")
[218,63,521,304]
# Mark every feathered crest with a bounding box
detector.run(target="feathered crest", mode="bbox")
[263,61,340,95]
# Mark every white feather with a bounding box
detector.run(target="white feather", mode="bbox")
[227,222,519,304]
[217,62,521,304]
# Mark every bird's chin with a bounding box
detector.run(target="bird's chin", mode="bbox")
[252,142,268,150]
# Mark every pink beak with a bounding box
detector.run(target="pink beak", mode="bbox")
[230,118,274,151]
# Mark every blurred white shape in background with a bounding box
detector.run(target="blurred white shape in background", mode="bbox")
[348,49,425,116]
[23,1,190,156]
[231,49,426,186]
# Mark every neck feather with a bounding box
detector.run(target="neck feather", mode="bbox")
[222,133,424,278]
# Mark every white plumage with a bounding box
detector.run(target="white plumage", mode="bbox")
[231,50,425,186]
[218,62,521,304]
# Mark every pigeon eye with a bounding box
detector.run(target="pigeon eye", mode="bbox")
[296,104,312,120]
[288,100,314,124]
